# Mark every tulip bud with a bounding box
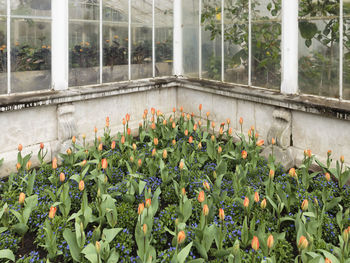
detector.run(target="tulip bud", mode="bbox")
[143,224,147,235]
[145,198,151,208]
[193,124,197,131]
[72,136,76,144]
[219,127,223,135]
[163,119,167,126]
[19,192,25,204]
[26,160,32,171]
[16,162,21,171]
[198,120,202,127]
[59,172,65,182]
[49,206,57,219]
[95,241,101,254]
[298,236,308,250]
[173,107,176,113]
[239,117,243,125]
[198,142,202,150]
[18,144,23,152]
[251,236,259,251]
[111,141,116,150]
[40,142,44,149]
[151,122,156,130]
[188,136,193,144]
[271,138,276,145]
[254,192,259,203]
[154,138,159,146]
[243,196,249,208]
[184,130,188,136]
[342,228,349,243]
[327,150,332,156]
[227,118,230,125]
[130,156,134,163]
[79,180,85,191]
[151,108,156,115]
[228,127,232,136]
[301,199,308,211]
[269,169,275,180]
[267,234,274,249]
[52,157,57,169]
[248,129,252,138]
[340,155,345,163]
[199,104,202,111]
[261,198,267,209]
[121,136,125,144]
[181,188,186,196]
[172,122,176,129]
[172,139,176,146]
[126,113,130,122]
[256,140,264,147]
[82,134,86,140]
[122,118,126,125]
[211,135,215,142]
[152,148,156,157]
[127,128,131,136]
[241,150,247,159]
[162,149,167,159]
[198,191,205,203]
[81,160,87,166]
[132,143,137,151]
[177,230,186,244]
[324,258,332,263]
[138,203,145,215]
[211,122,215,129]
[219,208,225,221]
[179,161,184,170]
[314,198,319,207]
[94,126,98,133]
[325,172,331,182]
[98,143,103,151]
[203,204,209,216]
[213,171,217,179]
[66,148,72,155]
[218,146,222,154]
[138,159,142,167]
[186,114,190,120]
[203,181,210,191]
[101,158,108,170]
[289,168,297,178]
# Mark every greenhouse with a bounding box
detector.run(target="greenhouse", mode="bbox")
[0,0,349,262]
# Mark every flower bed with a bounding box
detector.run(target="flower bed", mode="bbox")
[0,106,349,263]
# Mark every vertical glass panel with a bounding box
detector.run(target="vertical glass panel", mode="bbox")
[224,0,248,85]
[0,0,6,15]
[69,0,100,86]
[183,0,199,77]
[103,0,129,83]
[155,0,173,77]
[11,0,51,17]
[0,17,6,94]
[202,0,222,81]
[11,19,51,93]
[343,2,350,100]
[131,0,152,80]
[299,0,339,98]
[251,0,281,89]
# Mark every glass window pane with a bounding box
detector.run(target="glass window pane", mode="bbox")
[155,0,173,77]
[202,0,222,81]
[182,0,199,77]
[11,0,51,17]
[0,17,6,94]
[103,0,129,83]
[11,19,51,93]
[69,0,100,86]
[131,0,152,80]
[0,0,6,16]
[224,0,248,85]
[251,0,281,89]
[344,2,350,100]
[298,0,339,98]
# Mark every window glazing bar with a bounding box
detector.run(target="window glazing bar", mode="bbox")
[199,0,202,78]
[339,0,343,100]
[248,0,251,86]
[173,0,183,76]
[152,0,155,78]
[128,0,131,80]
[99,0,103,84]
[6,0,10,94]
[221,0,224,82]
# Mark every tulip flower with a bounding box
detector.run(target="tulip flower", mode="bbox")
[180,106,183,112]
[206,112,210,118]
[198,142,202,150]
[186,114,190,120]
[198,120,202,127]
[301,199,308,211]
[177,230,186,244]
[66,148,72,155]
[101,158,108,170]
[189,136,193,144]
[269,169,275,180]
[271,138,276,145]
[227,118,230,125]
[111,140,116,150]
[298,236,308,250]
[219,208,225,221]
[241,150,247,159]
[172,139,176,146]
[218,146,222,154]
[239,117,243,125]
[342,228,349,243]
[254,192,259,203]
[184,130,188,136]
[203,181,210,191]
[125,113,130,122]
[162,149,167,159]
[256,139,264,147]
[179,161,184,170]
[72,136,76,144]
[138,203,144,215]
[267,234,274,249]
[138,159,142,167]
[251,236,259,251]
[79,180,85,191]
[127,128,131,135]
[81,160,87,166]
[122,118,126,125]
[324,258,332,263]
[145,198,151,208]
[181,188,186,196]
[18,144,23,152]
[203,204,209,216]
[154,138,159,146]
[40,142,44,149]
[243,196,249,208]
[163,119,167,125]
[289,168,296,178]
[340,155,345,163]
[105,117,110,127]
[325,172,331,181]
[98,143,103,151]
[130,156,134,163]
[49,206,57,219]
[16,163,21,171]
[143,224,147,235]
[26,160,32,171]
[121,136,125,144]
[199,104,202,111]
[172,122,176,129]
[52,157,57,169]
[198,191,205,203]
[327,150,332,156]
[152,148,156,157]
[228,127,232,136]
[19,192,25,204]
[94,126,98,133]
[173,107,176,113]
[59,172,65,182]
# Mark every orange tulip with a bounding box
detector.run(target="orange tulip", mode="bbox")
[40,142,44,149]
[132,143,137,151]
[125,113,130,122]
[52,157,57,169]
[256,140,264,147]
[184,130,188,136]
[271,138,276,145]
[218,146,222,154]
[340,155,345,163]
[325,172,331,182]
[298,236,308,250]
[254,192,259,203]
[138,203,144,215]
[130,156,134,163]
[19,192,25,204]
[203,204,209,216]
[211,122,215,129]
[251,236,259,251]
[241,150,247,159]
[111,141,116,150]
[180,106,183,112]
[151,122,156,130]
[81,160,87,166]
[163,119,167,126]
[203,181,210,191]
[211,135,215,142]
[206,112,210,117]
[219,127,223,135]
[173,107,176,113]
[16,163,21,171]
[143,224,147,235]
[199,104,202,111]
[187,114,190,120]
[79,180,85,191]
[122,118,126,125]
[193,124,197,131]
[181,188,186,196]
[189,136,193,144]
[18,144,23,152]
[324,258,332,263]
[138,159,142,167]
[261,198,267,209]
[198,120,202,127]
[121,136,125,144]
[243,196,249,208]
[101,158,108,170]
[304,149,312,158]
[98,143,103,151]
[301,199,308,211]
[219,208,225,221]
[267,234,274,249]
[162,149,167,159]
[198,142,202,150]
[172,122,176,129]
[26,160,32,171]
[152,148,156,157]
[105,116,110,127]
[59,172,65,182]
[154,138,159,146]
[145,198,151,208]
[289,168,297,178]
[269,169,275,180]
[151,108,155,115]
[177,230,186,244]
[144,109,148,115]
[327,150,332,156]
[248,129,252,138]
[72,136,76,144]
[66,148,72,155]
[49,206,57,219]
[239,117,243,125]
[172,139,176,146]
[127,128,131,136]
[198,191,205,203]
[179,161,184,170]
[228,127,232,136]
[94,126,98,133]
